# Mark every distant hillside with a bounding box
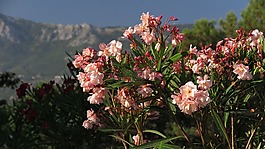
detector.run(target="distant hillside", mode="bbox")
[0,13,193,83]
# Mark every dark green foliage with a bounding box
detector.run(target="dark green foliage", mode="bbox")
[0,72,20,89]
[219,11,238,38]
[182,19,225,49]
[238,0,265,32]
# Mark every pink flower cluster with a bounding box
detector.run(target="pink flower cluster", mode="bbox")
[116,87,138,110]
[248,29,264,48]
[82,109,101,129]
[73,45,112,129]
[185,29,264,81]
[233,63,253,80]
[123,12,184,47]
[99,40,122,62]
[73,40,122,105]
[123,12,157,45]
[137,68,163,81]
[186,45,215,74]
[73,48,96,69]
[171,75,212,115]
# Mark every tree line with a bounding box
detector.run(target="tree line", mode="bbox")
[182,0,265,49]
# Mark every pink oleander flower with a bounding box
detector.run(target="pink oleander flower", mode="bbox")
[99,40,122,62]
[77,70,104,92]
[87,87,105,104]
[172,93,198,115]
[139,68,151,79]
[197,75,212,90]
[248,29,263,47]
[149,72,162,81]
[172,33,184,47]
[86,109,99,123]
[171,93,198,115]
[73,48,97,69]
[82,48,96,59]
[77,72,93,92]
[178,99,199,115]
[88,71,104,86]
[171,81,210,115]
[83,109,100,129]
[133,24,147,35]
[171,93,182,105]
[73,54,86,69]
[141,30,156,45]
[179,81,198,99]
[117,88,138,109]
[138,68,162,81]
[140,12,151,26]
[191,63,201,74]
[82,119,93,129]
[189,44,197,54]
[133,134,140,146]
[171,38,178,47]
[123,26,134,39]
[233,63,253,80]
[195,90,210,107]
[136,84,153,98]
[83,63,99,72]
[191,59,205,74]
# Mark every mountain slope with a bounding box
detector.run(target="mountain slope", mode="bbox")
[0,13,128,82]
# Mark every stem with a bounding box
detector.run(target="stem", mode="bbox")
[194,116,206,148]
[119,132,128,149]
[231,114,235,149]
[122,140,128,149]
[135,121,144,145]
[245,116,264,149]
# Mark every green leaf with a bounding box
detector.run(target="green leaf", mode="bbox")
[170,53,182,62]
[163,43,173,56]
[257,142,262,149]
[223,111,229,128]
[143,130,167,138]
[132,136,183,149]
[157,58,162,71]
[243,93,251,102]
[210,109,231,148]
[224,81,236,94]
[150,42,158,60]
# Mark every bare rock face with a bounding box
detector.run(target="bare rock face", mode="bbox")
[0,14,24,43]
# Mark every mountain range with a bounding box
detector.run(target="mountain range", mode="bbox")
[0,13,192,83]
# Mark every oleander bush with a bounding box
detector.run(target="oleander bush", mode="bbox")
[71,12,265,149]
[1,11,265,149]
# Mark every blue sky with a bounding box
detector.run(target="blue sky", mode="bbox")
[0,0,249,27]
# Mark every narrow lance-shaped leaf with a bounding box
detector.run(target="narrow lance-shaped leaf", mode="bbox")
[211,109,231,148]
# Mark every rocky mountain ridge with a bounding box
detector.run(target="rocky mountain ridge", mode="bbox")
[0,13,126,81]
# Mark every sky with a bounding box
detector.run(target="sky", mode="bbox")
[0,0,249,27]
